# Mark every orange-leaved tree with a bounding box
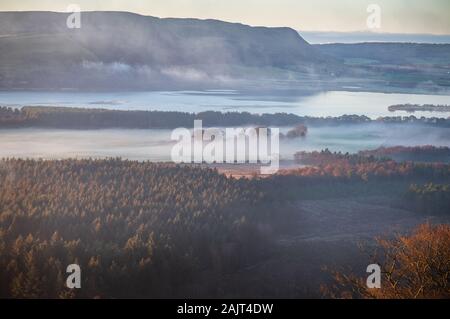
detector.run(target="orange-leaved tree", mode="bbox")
[325,223,450,299]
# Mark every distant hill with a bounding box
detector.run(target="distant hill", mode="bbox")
[0,11,335,90]
[315,42,450,65]
[315,43,450,91]
[301,31,450,44]
[1,11,449,92]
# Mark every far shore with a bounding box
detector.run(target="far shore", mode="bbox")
[389,103,450,113]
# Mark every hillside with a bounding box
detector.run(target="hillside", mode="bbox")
[1,12,449,92]
[0,11,335,90]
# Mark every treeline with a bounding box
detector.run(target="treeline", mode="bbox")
[269,151,450,199]
[1,106,450,129]
[401,183,450,215]
[291,151,450,181]
[359,145,450,163]
[295,146,450,166]
[294,149,385,166]
[0,159,295,298]
[388,103,450,112]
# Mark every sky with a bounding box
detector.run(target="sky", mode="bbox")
[0,0,449,35]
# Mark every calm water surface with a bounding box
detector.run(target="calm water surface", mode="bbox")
[1,90,449,160]
[1,90,450,118]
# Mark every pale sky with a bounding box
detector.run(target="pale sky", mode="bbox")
[1,0,449,35]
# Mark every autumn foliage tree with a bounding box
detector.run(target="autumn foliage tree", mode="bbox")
[326,224,450,299]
